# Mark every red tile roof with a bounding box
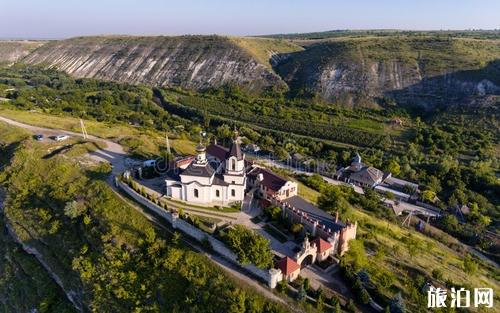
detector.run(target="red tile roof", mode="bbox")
[311,237,332,254]
[206,144,229,161]
[248,167,288,192]
[175,156,195,168]
[275,256,300,275]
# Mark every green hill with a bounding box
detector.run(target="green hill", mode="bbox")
[0,33,497,109]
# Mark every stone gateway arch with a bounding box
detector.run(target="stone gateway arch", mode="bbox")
[294,237,318,267]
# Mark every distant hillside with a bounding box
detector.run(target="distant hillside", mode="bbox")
[262,29,500,40]
[0,40,45,65]
[21,36,290,93]
[2,34,499,109]
[274,36,500,108]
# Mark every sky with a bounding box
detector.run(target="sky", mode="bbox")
[1,0,499,39]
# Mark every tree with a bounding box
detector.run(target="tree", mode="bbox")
[274,146,290,161]
[303,278,310,291]
[432,268,444,281]
[216,124,233,141]
[318,186,353,217]
[426,175,442,193]
[172,232,181,245]
[360,288,370,304]
[64,200,87,219]
[346,299,356,313]
[264,206,282,221]
[290,223,303,236]
[463,255,478,274]
[316,292,325,311]
[259,135,275,150]
[334,302,341,313]
[402,184,416,195]
[385,191,395,200]
[421,190,436,203]
[468,203,491,229]
[277,280,288,294]
[441,214,459,232]
[224,225,273,268]
[296,285,306,302]
[340,151,351,164]
[387,159,401,176]
[303,173,328,192]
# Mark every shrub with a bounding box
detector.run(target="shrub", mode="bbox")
[201,236,212,251]
[223,225,273,269]
[264,206,282,220]
[432,268,443,281]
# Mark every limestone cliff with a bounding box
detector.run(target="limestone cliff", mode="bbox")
[274,37,500,108]
[4,35,500,108]
[0,40,45,65]
[21,36,286,92]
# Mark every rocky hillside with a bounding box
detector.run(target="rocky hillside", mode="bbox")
[0,40,45,65]
[274,37,500,108]
[3,34,499,108]
[21,36,289,92]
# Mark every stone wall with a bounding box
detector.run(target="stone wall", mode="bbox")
[116,178,279,287]
[273,197,357,256]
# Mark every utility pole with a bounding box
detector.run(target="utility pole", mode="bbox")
[80,119,88,139]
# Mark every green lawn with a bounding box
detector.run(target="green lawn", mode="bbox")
[263,224,288,243]
[0,106,196,158]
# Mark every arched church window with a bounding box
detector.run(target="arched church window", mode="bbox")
[231,189,235,197]
[231,159,236,171]
[216,190,220,197]
[194,189,199,198]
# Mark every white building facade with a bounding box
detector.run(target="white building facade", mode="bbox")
[165,134,247,206]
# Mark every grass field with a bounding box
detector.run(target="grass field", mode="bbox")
[0,106,196,158]
[348,208,500,311]
[230,37,303,69]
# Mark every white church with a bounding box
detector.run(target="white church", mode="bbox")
[165,132,247,206]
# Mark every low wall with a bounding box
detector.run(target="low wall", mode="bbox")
[416,201,441,213]
[369,298,384,312]
[116,178,272,285]
[118,180,173,223]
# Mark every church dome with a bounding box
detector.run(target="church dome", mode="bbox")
[196,143,206,153]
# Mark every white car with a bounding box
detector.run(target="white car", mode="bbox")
[54,135,69,141]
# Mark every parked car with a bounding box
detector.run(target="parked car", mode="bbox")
[143,159,157,167]
[33,134,44,141]
[54,135,69,141]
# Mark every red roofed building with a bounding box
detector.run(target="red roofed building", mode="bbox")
[174,156,195,169]
[247,166,297,201]
[275,256,300,282]
[311,237,334,262]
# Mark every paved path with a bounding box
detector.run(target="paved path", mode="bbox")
[0,115,296,309]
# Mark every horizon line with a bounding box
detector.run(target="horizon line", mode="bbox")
[1,28,500,41]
